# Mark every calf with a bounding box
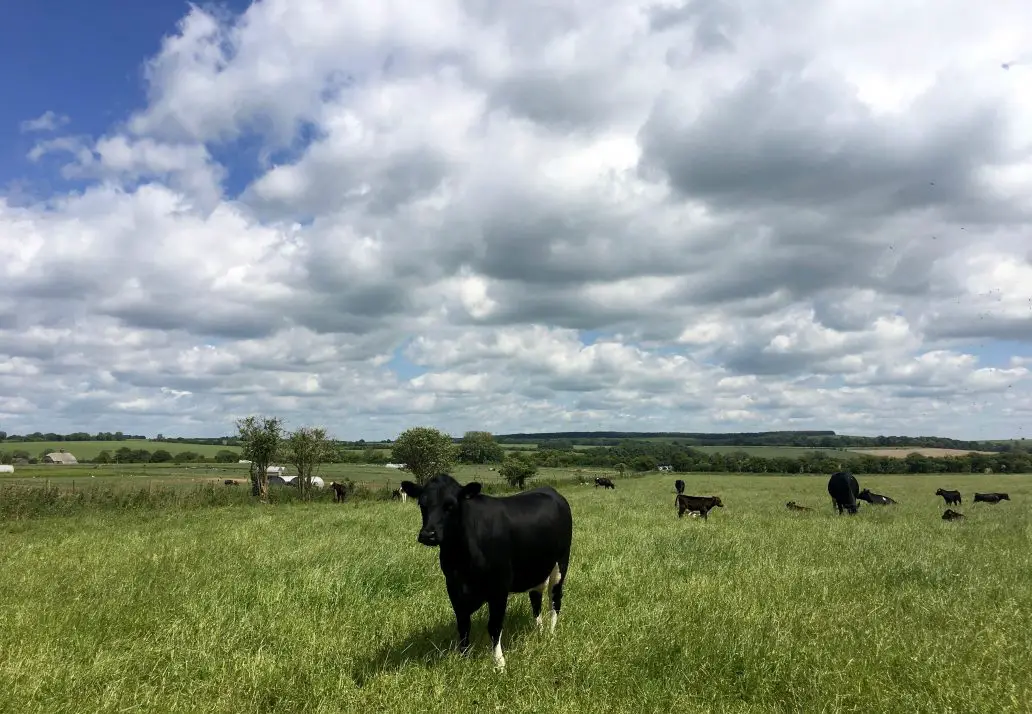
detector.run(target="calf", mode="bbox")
[676,494,724,520]
[594,477,615,490]
[827,471,860,515]
[973,492,1010,504]
[400,474,572,672]
[674,479,685,495]
[858,488,896,505]
[942,509,965,521]
[330,481,347,503]
[786,501,812,512]
[935,488,962,506]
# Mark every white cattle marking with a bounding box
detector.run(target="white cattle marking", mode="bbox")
[493,630,506,671]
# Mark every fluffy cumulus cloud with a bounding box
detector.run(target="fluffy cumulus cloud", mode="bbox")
[3,0,1032,439]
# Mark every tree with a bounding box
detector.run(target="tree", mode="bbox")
[391,427,455,485]
[236,415,283,500]
[283,426,332,499]
[458,431,504,464]
[499,453,537,490]
[213,450,238,463]
[150,449,173,463]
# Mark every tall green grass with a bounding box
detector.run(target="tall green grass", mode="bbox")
[1,473,1029,712]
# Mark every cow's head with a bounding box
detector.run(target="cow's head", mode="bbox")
[935,488,946,496]
[401,474,482,547]
[711,496,724,508]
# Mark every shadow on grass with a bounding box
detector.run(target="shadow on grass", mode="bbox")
[351,607,539,685]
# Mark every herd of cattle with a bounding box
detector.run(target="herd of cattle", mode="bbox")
[271,468,1013,672]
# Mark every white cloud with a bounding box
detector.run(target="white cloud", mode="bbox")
[3,0,1032,440]
[19,110,70,133]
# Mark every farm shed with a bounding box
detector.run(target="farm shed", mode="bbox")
[43,452,78,464]
[267,465,285,476]
[0,465,13,473]
[385,462,406,469]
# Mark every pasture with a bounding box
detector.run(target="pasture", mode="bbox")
[1,472,1030,712]
[0,462,611,492]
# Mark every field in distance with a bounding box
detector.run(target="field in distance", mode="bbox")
[846,447,997,458]
[1,472,1029,712]
[0,440,241,460]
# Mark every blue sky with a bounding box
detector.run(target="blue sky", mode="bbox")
[0,1,251,193]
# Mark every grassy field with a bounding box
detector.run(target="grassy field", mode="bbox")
[1,472,1030,713]
[0,439,241,460]
[0,462,617,491]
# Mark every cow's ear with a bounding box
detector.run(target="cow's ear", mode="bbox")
[460,482,482,499]
[400,480,422,498]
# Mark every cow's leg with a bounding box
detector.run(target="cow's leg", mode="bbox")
[447,582,474,656]
[529,585,544,628]
[548,563,564,634]
[487,594,509,671]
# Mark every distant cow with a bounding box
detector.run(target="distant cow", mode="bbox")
[827,471,860,515]
[942,509,965,521]
[858,488,896,505]
[935,488,962,506]
[400,474,572,671]
[674,479,685,495]
[676,494,723,520]
[973,492,1010,504]
[223,479,239,486]
[594,477,615,490]
[390,488,408,502]
[330,482,347,503]
[786,501,812,512]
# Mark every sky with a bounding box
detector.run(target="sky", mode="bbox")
[2,0,1032,441]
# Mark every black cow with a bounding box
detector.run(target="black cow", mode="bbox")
[223,479,239,486]
[858,488,896,505]
[330,482,347,503]
[594,477,615,489]
[827,471,860,515]
[786,501,812,512]
[674,479,685,495]
[676,494,723,520]
[935,488,962,506]
[973,492,1010,504]
[942,509,965,521]
[400,474,572,671]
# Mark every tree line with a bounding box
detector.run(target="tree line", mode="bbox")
[5,424,1028,479]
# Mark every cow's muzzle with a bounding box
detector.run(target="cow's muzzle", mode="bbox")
[418,529,440,546]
